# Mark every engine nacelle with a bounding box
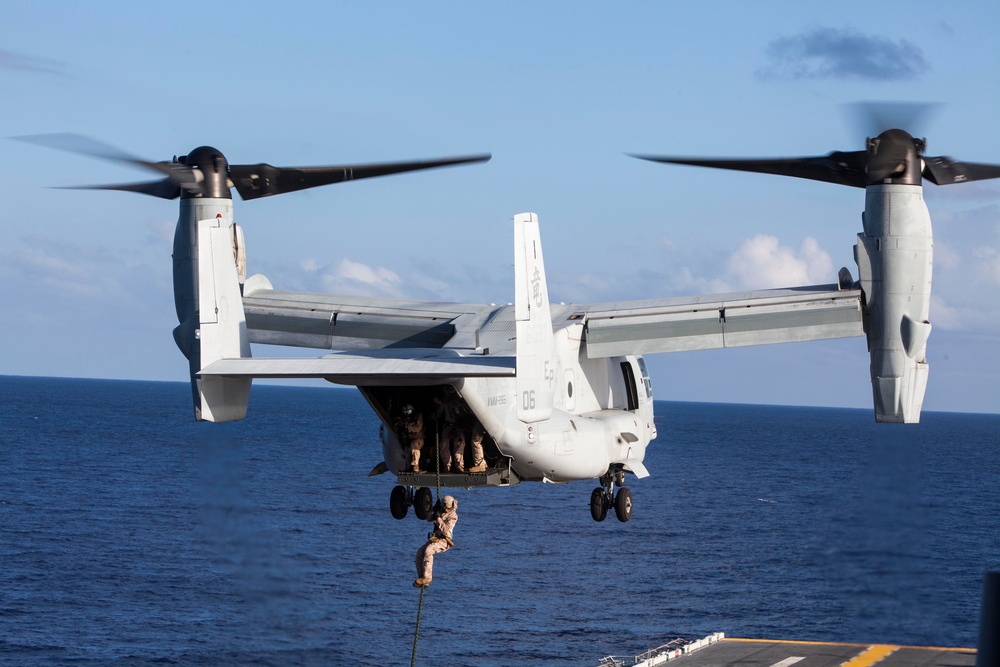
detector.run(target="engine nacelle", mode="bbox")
[854,184,933,423]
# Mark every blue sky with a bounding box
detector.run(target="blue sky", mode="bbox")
[2,1,998,414]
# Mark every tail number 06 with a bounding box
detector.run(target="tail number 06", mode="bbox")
[522,390,536,410]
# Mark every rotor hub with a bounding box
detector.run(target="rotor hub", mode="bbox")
[179,146,231,199]
[865,129,923,187]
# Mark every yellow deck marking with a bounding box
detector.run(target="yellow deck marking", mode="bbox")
[839,644,897,667]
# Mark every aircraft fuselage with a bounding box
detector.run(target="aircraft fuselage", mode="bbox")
[369,342,655,485]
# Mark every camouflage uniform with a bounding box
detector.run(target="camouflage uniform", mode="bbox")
[468,424,487,473]
[435,391,467,472]
[402,411,424,472]
[414,496,458,587]
[440,422,465,472]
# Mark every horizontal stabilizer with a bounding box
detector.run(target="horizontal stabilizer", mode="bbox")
[242,288,480,351]
[200,349,514,385]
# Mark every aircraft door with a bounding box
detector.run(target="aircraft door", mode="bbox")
[619,361,639,411]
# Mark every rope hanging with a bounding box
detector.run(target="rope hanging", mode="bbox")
[411,419,445,666]
[434,422,442,502]
[410,586,426,667]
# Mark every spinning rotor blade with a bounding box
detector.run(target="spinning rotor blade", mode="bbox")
[922,157,1000,185]
[14,133,203,194]
[631,151,869,188]
[634,101,1000,189]
[846,101,941,138]
[18,133,491,201]
[16,132,158,168]
[229,154,492,200]
[60,178,182,199]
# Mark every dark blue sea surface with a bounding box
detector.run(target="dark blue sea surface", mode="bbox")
[1,376,998,666]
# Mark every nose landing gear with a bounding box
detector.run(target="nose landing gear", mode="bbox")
[589,467,633,523]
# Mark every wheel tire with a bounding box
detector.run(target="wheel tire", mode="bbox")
[614,487,633,523]
[590,488,608,522]
[390,485,409,520]
[414,487,434,521]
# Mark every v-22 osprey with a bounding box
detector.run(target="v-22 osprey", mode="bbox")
[23,125,1000,523]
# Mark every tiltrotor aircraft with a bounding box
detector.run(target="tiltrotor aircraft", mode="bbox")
[24,123,1000,523]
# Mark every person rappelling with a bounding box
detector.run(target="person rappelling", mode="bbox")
[413,495,458,588]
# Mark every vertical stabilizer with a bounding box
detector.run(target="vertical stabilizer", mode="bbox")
[195,216,252,422]
[514,212,555,423]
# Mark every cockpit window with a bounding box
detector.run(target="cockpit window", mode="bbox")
[637,357,653,399]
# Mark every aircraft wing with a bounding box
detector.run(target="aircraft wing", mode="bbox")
[243,282,864,359]
[577,284,864,358]
[199,348,514,386]
[243,288,487,350]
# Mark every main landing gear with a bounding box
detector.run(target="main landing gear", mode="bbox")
[590,468,633,523]
[390,485,435,520]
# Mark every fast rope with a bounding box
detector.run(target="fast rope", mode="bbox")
[410,586,425,667]
[410,422,445,667]
[434,422,442,503]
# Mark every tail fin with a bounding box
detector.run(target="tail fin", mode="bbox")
[514,212,556,423]
[194,216,252,422]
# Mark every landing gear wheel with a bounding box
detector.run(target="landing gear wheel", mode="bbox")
[614,487,633,522]
[590,488,609,522]
[413,487,434,521]
[390,485,409,520]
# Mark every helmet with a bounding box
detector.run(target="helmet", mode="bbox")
[442,495,457,511]
[402,404,414,416]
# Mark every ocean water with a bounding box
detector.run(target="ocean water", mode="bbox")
[1,375,998,666]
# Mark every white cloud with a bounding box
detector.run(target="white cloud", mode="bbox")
[930,295,962,330]
[0,236,141,300]
[934,242,962,270]
[15,247,90,281]
[973,246,1000,285]
[407,272,457,299]
[146,220,175,246]
[299,257,320,272]
[321,258,402,296]
[726,235,834,289]
[337,258,400,286]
